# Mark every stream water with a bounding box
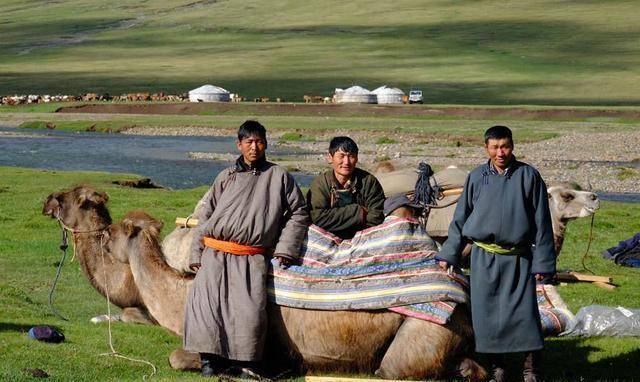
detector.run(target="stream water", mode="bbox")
[1,126,638,202]
[0,126,313,189]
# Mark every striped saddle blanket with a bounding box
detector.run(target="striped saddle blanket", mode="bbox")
[267,216,470,324]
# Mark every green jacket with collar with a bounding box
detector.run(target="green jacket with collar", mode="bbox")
[306,168,385,239]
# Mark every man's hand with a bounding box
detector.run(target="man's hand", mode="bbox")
[274,255,295,268]
[189,264,201,273]
[535,273,556,284]
[438,260,449,271]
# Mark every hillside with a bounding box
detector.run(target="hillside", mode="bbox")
[1,0,639,105]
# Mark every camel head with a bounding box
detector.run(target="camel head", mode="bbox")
[105,210,163,264]
[42,185,111,229]
[547,183,600,255]
[547,183,600,222]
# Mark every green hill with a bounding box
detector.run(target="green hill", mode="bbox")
[1,0,639,105]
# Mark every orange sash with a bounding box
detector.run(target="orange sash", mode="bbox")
[203,237,265,256]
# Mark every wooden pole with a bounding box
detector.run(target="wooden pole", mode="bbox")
[556,271,612,284]
[175,217,199,228]
[441,188,463,197]
[593,281,616,290]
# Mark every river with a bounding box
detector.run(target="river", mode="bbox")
[1,126,638,202]
[0,126,313,189]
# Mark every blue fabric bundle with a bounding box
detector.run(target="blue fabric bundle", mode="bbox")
[28,325,65,343]
[602,232,640,267]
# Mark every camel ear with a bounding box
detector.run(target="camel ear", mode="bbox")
[149,219,164,237]
[123,219,141,238]
[77,189,109,206]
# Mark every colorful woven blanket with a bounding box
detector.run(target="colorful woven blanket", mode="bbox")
[266,216,574,335]
[537,284,575,336]
[267,216,469,324]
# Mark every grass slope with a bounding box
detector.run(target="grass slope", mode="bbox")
[1,0,640,105]
[1,166,640,380]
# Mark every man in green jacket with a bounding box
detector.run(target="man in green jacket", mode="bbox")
[307,136,385,239]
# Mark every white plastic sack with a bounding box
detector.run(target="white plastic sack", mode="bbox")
[562,305,640,337]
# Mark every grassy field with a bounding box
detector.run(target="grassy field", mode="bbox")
[1,165,640,380]
[1,0,640,105]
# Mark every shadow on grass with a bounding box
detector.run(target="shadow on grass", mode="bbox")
[0,322,41,333]
[543,338,640,380]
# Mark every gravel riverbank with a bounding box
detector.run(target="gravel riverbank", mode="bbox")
[120,127,640,194]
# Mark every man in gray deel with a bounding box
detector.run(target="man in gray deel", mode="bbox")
[437,125,556,382]
[183,120,309,378]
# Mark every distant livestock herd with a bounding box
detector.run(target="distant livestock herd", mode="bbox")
[0,92,192,105]
[0,92,385,105]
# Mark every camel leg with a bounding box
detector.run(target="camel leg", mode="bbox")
[169,348,201,371]
[121,307,156,325]
[377,308,484,380]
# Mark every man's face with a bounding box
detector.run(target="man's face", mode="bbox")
[485,138,513,171]
[328,149,358,178]
[237,134,267,164]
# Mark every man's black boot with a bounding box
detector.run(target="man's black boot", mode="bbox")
[488,354,506,382]
[200,353,229,377]
[200,354,216,377]
[523,350,542,382]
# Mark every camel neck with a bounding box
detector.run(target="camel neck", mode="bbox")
[551,219,567,255]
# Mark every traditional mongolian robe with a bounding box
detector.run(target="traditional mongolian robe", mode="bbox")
[183,157,309,361]
[438,159,556,353]
[307,168,385,239]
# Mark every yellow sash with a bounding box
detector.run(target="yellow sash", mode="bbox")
[473,241,526,255]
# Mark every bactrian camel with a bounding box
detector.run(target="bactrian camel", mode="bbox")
[42,186,155,324]
[105,210,485,380]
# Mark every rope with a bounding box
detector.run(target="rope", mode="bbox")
[579,213,597,275]
[48,221,70,321]
[51,214,157,378]
[413,162,436,207]
[48,214,108,320]
[538,284,555,309]
[98,234,158,379]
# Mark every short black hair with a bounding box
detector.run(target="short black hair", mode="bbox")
[484,125,513,145]
[329,136,358,155]
[238,120,267,142]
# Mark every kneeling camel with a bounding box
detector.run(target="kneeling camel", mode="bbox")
[105,211,485,380]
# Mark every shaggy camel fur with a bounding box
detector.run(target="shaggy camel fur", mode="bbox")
[42,186,154,324]
[104,211,193,335]
[109,210,485,380]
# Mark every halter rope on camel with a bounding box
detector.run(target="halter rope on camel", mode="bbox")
[49,214,108,321]
[48,220,70,321]
[50,215,157,378]
[98,233,158,380]
[579,213,597,275]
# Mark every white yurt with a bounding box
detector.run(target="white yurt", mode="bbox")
[334,85,377,104]
[188,84,230,102]
[371,85,405,104]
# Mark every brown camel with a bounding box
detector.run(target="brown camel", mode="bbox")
[104,211,193,335]
[107,210,485,380]
[42,185,155,325]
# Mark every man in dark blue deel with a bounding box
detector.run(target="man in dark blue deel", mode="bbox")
[437,125,556,382]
